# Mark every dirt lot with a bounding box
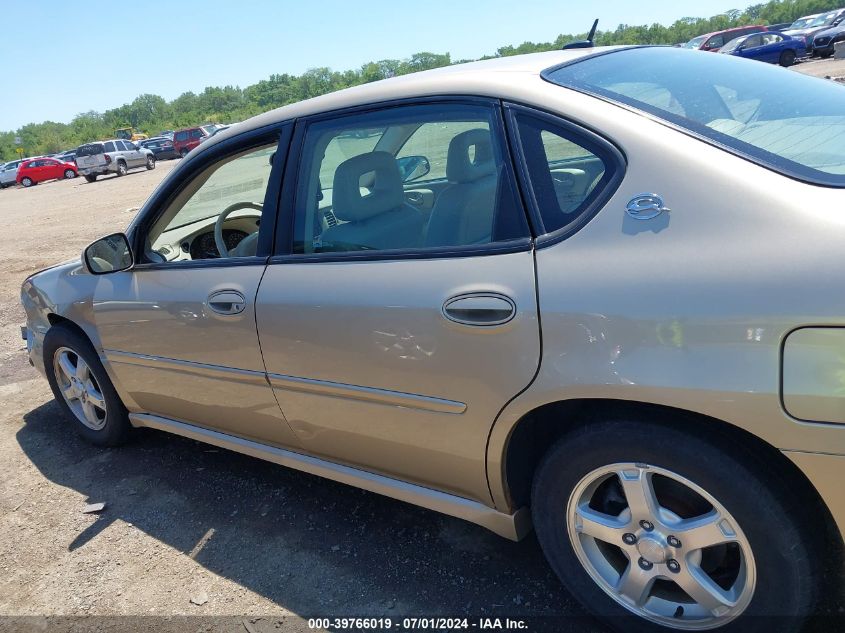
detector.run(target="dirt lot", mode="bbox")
[0,165,595,631]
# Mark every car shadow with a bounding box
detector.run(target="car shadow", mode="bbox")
[17,401,601,630]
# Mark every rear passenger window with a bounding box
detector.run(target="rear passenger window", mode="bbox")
[512,111,619,235]
[292,104,529,255]
[175,131,188,141]
[115,141,127,150]
[104,141,116,152]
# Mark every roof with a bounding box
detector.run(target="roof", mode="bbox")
[200,47,626,152]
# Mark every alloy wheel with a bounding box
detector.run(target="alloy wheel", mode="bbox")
[52,346,108,430]
[566,462,756,629]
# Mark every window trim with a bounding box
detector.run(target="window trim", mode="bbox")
[541,46,845,189]
[127,121,293,271]
[271,95,534,263]
[503,102,626,248]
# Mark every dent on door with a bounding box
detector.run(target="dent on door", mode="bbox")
[255,251,541,503]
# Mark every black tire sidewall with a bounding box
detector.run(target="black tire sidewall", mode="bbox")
[22,178,32,187]
[64,169,75,179]
[116,161,126,176]
[43,323,130,446]
[146,156,155,170]
[532,420,818,633]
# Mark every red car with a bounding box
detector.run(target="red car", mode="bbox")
[682,25,768,52]
[172,125,217,158]
[16,157,78,187]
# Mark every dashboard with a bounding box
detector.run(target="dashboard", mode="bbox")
[189,229,249,259]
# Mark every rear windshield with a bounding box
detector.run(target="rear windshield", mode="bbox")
[544,47,845,186]
[76,143,104,157]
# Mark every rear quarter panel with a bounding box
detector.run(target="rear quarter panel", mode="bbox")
[483,77,845,510]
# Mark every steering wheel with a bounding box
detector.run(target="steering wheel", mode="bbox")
[214,201,263,257]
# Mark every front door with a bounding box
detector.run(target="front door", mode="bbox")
[92,129,300,448]
[256,101,541,503]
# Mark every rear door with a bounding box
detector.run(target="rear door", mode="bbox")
[255,99,540,503]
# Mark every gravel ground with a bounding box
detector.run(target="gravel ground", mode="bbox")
[0,164,598,631]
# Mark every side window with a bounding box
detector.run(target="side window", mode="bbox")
[115,141,127,150]
[292,103,528,254]
[175,131,188,142]
[513,112,617,235]
[104,141,116,152]
[745,35,763,48]
[707,36,724,48]
[190,129,203,139]
[146,143,276,262]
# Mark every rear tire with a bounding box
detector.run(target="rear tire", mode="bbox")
[180,148,189,158]
[820,50,833,59]
[531,418,820,633]
[145,155,156,170]
[84,174,97,183]
[779,49,796,67]
[21,177,33,187]
[64,169,76,179]
[43,323,130,446]
[116,161,127,177]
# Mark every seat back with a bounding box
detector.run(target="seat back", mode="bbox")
[425,129,499,247]
[323,151,423,250]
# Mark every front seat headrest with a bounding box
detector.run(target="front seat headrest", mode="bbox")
[333,151,404,222]
[446,129,496,183]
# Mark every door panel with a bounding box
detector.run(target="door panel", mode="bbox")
[256,252,540,502]
[93,264,299,448]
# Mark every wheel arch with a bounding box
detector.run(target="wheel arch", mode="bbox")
[494,398,843,556]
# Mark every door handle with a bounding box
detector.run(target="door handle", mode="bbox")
[442,293,516,326]
[207,290,246,315]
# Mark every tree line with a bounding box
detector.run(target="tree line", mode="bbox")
[1,0,841,161]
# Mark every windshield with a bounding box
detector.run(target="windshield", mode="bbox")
[809,12,837,27]
[789,16,815,29]
[720,36,744,53]
[544,47,845,185]
[683,35,707,49]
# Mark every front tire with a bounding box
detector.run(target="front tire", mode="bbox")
[64,169,76,179]
[779,50,796,67]
[116,160,127,177]
[145,155,156,170]
[84,174,97,183]
[44,323,130,446]
[532,418,820,632]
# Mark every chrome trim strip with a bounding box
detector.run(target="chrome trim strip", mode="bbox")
[267,372,467,414]
[129,413,528,540]
[104,350,268,386]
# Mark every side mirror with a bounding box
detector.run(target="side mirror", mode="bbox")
[83,233,133,275]
[396,155,431,183]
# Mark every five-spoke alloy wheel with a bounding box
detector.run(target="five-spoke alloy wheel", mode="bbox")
[43,323,130,445]
[532,418,821,633]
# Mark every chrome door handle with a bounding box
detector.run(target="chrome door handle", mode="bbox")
[207,290,246,315]
[442,293,516,326]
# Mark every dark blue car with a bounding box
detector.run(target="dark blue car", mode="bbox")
[719,31,806,66]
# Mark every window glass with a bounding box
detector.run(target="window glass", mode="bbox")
[744,34,763,48]
[115,141,127,150]
[514,112,612,234]
[293,104,528,254]
[707,36,724,48]
[147,143,275,261]
[190,129,203,139]
[104,141,116,152]
[545,46,845,184]
[397,121,489,181]
[175,131,188,141]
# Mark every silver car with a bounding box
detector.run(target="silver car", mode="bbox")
[75,139,155,182]
[20,47,845,632]
[0,159,25,188]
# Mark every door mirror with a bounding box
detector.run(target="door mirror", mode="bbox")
[396,155,431,183]
[83,233,133,275]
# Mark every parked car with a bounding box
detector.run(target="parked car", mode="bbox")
[16,157,77,187]
[20,46,845,633]
[783,8,845,54]
[0,159,25,188]
[139,137,180,160]
[55,150,76,163]
[158,130,174,140]
[783,12,821,31]
[74,139,156,182]
[812,21,845,57]
[720,31,806,66]
[681,24,767,51]
[172,125,217,157]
